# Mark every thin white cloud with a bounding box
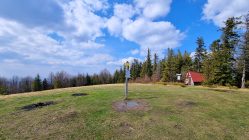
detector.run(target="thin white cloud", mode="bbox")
[203,0,249,27]
[2,59,20,63]
[82,0,109,11]
[0,59,116,78]
[107,57,141,66]
[131,49,140,55]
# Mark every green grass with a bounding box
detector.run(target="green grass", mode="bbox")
[0,84,249,140]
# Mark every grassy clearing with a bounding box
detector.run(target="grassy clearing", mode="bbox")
[0,84,249,140]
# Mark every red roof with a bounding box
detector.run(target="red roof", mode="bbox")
[186,71,204,82]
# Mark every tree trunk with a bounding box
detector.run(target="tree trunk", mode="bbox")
[241,60,246,88]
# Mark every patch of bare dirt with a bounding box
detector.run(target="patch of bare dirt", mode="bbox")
[118,122,134,136]
[112,99,149,112]
[177,100,197,108]
[20,101,56,111]
[52,111,78,123]
[72,93,88,96]
[174,123,183,130]
[208,89,237,94]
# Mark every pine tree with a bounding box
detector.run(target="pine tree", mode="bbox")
[42,78,49,90]
[203,55,213,84]
[194,37,207,72]
[86,74,91,85]
[32,74,42,91]
[162,48,177,82]
[203,40,221,84]
[131,59,141,80]
[218,17,240,85]
[113,70,120,83]
[182,51,192,73]
[175,49,183,74]
[151,53,162,82]
[140,62,147,78]
[146,48,153,78]
[91,74,100,85]
[153,53,158,73]
[118,67,125,83]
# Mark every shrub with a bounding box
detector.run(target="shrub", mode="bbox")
[175,83,186,87]
[245,81,249,88]
[180,84,187,87]
[134,75,151,83]
[166,82,186,87]
[229,86,239,89]
[156,82,167,85]
[203,84,217,88]
[0,86,7,95]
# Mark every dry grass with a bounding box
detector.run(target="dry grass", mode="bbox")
[0,83,249,139]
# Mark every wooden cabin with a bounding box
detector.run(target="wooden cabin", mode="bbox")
[185,71,204,86]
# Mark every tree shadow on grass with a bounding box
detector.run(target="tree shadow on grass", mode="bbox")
[207,89,238,94]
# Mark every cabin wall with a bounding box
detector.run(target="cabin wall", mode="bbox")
[184,77,194,86]
[190,78,194,86]
[185,72,194,86]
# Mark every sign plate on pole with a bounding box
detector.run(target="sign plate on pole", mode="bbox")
[125,69,130,78]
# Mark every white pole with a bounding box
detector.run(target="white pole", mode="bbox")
[125,77,128,100]
[124,61,130,100]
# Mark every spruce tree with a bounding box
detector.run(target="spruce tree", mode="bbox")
[162,48,177,82]
[140,62,147,78]
[203,40,221,84]
[86,74,91,85]
[113,70,120,83]
[203,54,213,84]
[32,74,42,91]
[194,37,207,72]
[42,78,49,90]
[146,48,153,78]
[175,49,183,74]
[182,51,192,73]
[118,67,125,83]
[131,59,141,80]
[153,53,158,73]
[218,17,240,85]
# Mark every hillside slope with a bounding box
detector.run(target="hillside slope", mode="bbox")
[0,84,249,139]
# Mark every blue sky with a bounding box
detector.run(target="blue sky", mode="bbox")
[0,0,248,77]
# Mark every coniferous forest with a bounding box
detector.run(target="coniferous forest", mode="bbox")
[1,13,249,95]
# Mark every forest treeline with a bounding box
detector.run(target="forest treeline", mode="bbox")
[120,13,249,88]
[0,70,114,94]
[0,13,249,95]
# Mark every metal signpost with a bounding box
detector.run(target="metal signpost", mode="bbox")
[124,61,130,100]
